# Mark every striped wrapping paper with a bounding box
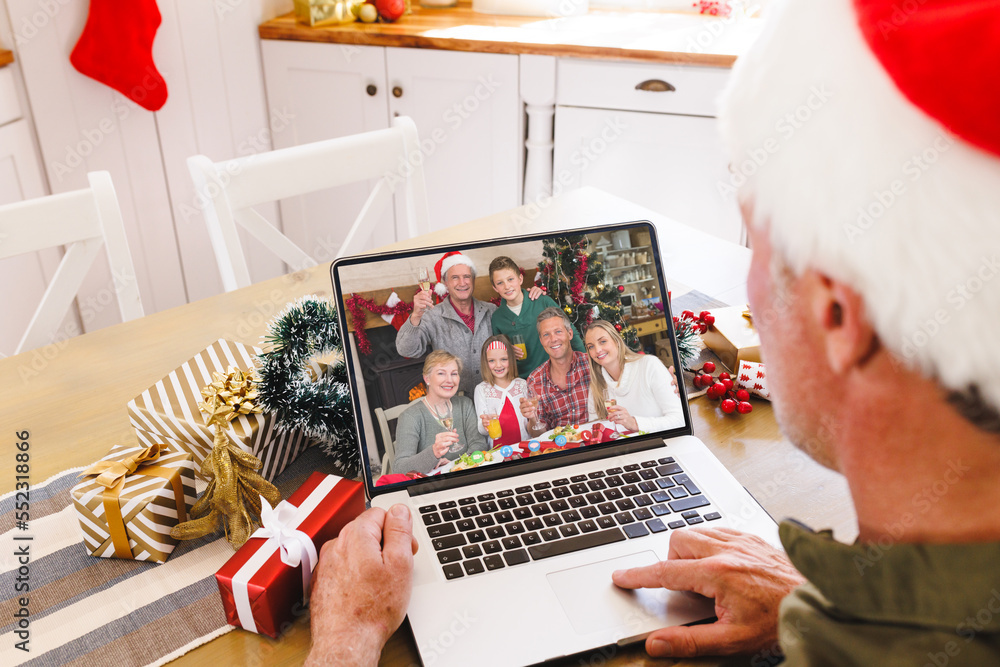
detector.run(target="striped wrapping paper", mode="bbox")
[128,338,311,482]
[71,444,197,564]
[0,445,334,667]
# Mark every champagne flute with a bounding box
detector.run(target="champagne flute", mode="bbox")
[431,399,463,454]
[605,397,619,432]
[418,267,431,293]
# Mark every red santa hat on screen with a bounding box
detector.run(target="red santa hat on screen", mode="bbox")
[433,251,476,298]
[718,0,1000,411]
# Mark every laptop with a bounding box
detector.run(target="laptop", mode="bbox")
[330,221,779,667]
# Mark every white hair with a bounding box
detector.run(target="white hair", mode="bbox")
[718,0,1000,415]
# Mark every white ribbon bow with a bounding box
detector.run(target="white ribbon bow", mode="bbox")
[253,496,319,599]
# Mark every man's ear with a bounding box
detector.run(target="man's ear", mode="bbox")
[807,271,878,374]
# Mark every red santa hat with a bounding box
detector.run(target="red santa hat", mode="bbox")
[718,0,1000,411]
[433,251,476,298]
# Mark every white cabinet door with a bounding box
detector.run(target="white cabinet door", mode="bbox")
[553,105,743,245]
[386,48,520,233]
[261,40,394,261]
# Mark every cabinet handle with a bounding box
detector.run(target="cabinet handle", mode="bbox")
[635,79,676,92]
[392,86,403,98]
[366,84,377,96]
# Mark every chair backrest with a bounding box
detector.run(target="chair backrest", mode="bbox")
[187,115,430,292]
[0,171,143,354]
[374,399,417,476]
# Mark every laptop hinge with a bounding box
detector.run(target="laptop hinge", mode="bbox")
[405,437,665,497]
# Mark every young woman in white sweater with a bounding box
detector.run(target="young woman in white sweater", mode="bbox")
[583,320,684,433]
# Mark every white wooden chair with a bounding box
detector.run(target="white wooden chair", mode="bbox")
[374,400,416,476]
[0,171,143,354]
[187,115,430,292]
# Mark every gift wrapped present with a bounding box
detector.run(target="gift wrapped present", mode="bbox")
[701,305,761,372]
[72,443,196,563]
[128,339,311,482]
[214,472,365,637]
[736,360,771,400]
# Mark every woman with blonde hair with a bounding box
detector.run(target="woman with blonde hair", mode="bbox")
[583,320,684,432]
[393,349,487,474]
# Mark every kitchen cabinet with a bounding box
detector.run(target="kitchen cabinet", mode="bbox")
[260,41,521,250]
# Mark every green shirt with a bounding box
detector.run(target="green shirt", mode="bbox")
[491,289,586,379]
[777,520,1000,666]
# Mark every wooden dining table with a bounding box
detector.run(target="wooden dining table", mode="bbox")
[0,187,856,666]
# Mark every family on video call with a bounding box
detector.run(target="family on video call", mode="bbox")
[391,249,684,476]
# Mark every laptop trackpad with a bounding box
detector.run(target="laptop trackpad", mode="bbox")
[546,551,715,637]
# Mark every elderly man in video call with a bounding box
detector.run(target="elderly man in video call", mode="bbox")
[305,0,1000,665]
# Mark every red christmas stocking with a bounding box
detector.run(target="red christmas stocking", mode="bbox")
[69,0,168,111]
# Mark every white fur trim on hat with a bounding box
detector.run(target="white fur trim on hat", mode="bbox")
[434,282,449,297]
[439,253,476,281]
[719,0,1000,411]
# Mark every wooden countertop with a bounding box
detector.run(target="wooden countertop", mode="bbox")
[0,50,13,68]
[259,1,763,66]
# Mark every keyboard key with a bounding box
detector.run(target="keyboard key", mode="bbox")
[527,527,625,560]
[533,481,551,490]
[623,472,641,483]
[496,511,514,523]
[502,536,522,550]
[586,492,605,504]
[461,505,480,517]
[462,544,483,559]
[656,463,683,476]
[705,512,722,521]
[639,481,657,493]
[682,510,700,518]
[658,457,676,464]
[427,523,457,537]
[651,504,671,516]
[513,508,532,520]
[459,497,477,506]
[579,519,598,533]
[570,483,589,495]
[443,563,464,580]
[674,474,702,496]
[541,528,560,541]
[668,520,686,529]
[598,502,616,515]
[515,485,533,494]
[475,515,495,528]
[686,516,705,525]
[496,489,514,498]
[433,535,467,550]
[605,475,624,487]
[486,526,505,539]
[580,506,599,519]
[543,514,563,527]
[641,460,658,468]
[634,494,653,507]
[669,495,710,512]
[647,518,667,533]
[588,479,607,491]
[483,540,503,553]
[669,487,689,499]
[506,522,525,535]
[422,513,442,526]
[561,510,581,523]
[639,469,658,481]
[456,519,476,531]
[569,496,587,508]
[419,505,436,513]
[532,503,551,516]
[522,532,541,545]
[597,516,617,529]
[606,467,624,475]
[442,509,461,522]
[604,488,623,500]
[535,490,554,502]
[570,474,587,483]
[467,529,486,543]
[624,523,649,538]
[588,471,606,479]
[559,523,580,538]
[652,490,672,503]
[438,548,462,564]
[498,497,517,510]
[657,478,676,489]
[615,498,636,511]
[477,493,496,501]
[633,508,653,521]
[479,501,498,513]
[614,512,635,525]
[553,486,571,499]
[516,494,534,507]
[624,464,641,472]
[622,485,640,497]
[525,517,544,531]
[504,549,530,566]
[439,500,457,509]
[553,478,570,486]
[463,559,485,575]
[551,499,569,512]
[484,555,505,570]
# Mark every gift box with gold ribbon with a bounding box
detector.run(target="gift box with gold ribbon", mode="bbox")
[214,471,365,638]
[701,305,762,372]
[128,339,311,482]
[72,443,196,563]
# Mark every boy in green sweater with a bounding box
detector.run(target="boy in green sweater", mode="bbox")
[489,256,585,379]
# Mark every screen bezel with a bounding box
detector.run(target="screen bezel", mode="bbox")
[331,221,693,500]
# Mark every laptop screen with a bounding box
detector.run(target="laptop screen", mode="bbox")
[332,222,692,496]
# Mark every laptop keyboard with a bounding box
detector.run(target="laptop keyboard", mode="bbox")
[417,456,722,580]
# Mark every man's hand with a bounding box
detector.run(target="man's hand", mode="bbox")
[433,430,459,457]
[612,527,804,658]
[409,289,434,326]
[668,365,679,397]
[306,505,418,667]
[526,285,544,300]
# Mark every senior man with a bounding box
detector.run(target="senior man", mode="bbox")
[306,0,1000,664]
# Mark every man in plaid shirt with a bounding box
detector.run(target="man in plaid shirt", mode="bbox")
[523,307,593,434]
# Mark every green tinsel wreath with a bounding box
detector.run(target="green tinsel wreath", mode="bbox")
[256,296,360,477]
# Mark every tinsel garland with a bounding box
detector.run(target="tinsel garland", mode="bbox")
[345,293,413,355]
[672,315,705,368]
[256,296,361,477]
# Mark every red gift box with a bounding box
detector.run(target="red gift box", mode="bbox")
[214,471,365,637]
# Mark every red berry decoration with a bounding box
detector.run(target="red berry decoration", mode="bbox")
[682,310,695,320]
[720,398,737,414]
[699,311,711,319]
[703,314,715,326]
[736,389,750,402]
[702,361,716,373]
[711,382,726,398]
[737,401,753,414]
[722,378,734,391]
[718,372,731,381]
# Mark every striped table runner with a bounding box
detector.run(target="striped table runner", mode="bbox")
[0,446,340,667]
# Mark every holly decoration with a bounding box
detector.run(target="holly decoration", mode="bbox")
[536,235,639,350]
[691,361,753,416]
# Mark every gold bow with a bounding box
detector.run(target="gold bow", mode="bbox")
[80,443,188,559]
